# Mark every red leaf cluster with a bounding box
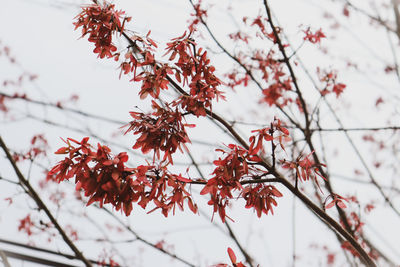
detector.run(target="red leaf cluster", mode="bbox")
[227,247,246,267]
[225,69,250,90]
[250,16,268,39]
[18,214,34,236]
[165,32,225,116]
[250,50,293,106]
[132,166,198,217]
[317,68,346,98]
[123,101,192,164]
[117,34,172,100]
[74,4,224,118]
[303,27,326,44]
[200,144,263,222]
[243,15,280,41]
[325,193,348,209]
[0,95,8,113]
[228,31,251,44]
[188,0,208,31]
[48,137,197,217]
[13,134,49,162]
[249,118,290,155]
[73,3,131,59]
[134,63,172,99]
[281,152,326,189]
[340,212,378,260]
[242,184,282,217]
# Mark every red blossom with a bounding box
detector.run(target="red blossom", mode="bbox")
[27,134,49,159]
[375,97,384,107]
[327,253,336,265]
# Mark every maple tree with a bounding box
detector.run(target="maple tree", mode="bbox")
[1,0,400,266]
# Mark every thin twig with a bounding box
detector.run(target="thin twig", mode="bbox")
[0,136,93,267]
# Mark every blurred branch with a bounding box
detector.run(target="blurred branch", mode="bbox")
[0,136,93,267]
[0,91,125,125]
[344,0,396,34]
[263,1,377,266]
[0,238,115,267]
[0,250,11,267]
[100,207,196,267]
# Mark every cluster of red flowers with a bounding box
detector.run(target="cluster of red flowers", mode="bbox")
[123,101,193,164]
[248,16,268,39]
[198,120,292,221]
[47,137,197,217]
[119,36,172,100]
[73,3,131,59]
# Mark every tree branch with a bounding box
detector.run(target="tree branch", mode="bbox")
[0,136,93,267]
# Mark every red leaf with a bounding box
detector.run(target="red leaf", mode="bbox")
[55,147,69,154]
[103,160,113,166]
[337,201,347,209]
[325,201,335,209]
[200,185,213,195]
[227,247,237,264]
[176,175,192,183]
